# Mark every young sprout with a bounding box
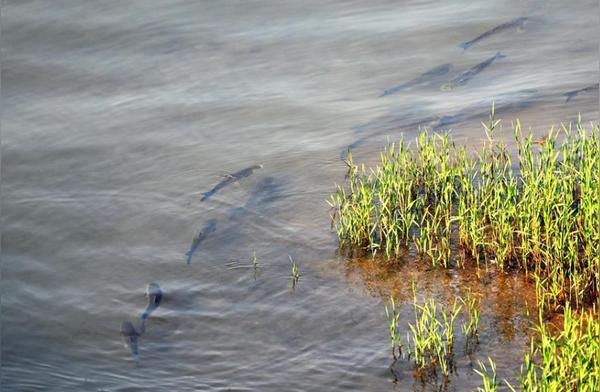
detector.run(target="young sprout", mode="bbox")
[384,296,403,359]
[475,357,498,392]
[251,248,259,279]
[289,255,300,289]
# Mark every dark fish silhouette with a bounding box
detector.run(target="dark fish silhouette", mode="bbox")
[200,164,263,201]
[459,17,529,49]
[141,282,162,320]
[120,321,141,364]
[186,219,217,264]
[433,89,540,130]
[341,88,540,159]
[441,52,506,91]
[341,116,439,160]
[564,83,599,103]
[380,64,453,97]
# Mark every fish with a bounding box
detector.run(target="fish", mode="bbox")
[186,218,217,264]
[432,89,540,130]
[380,64,453,97]
[120,321,141,364]
[141,282,162,321]
[459,17,529,49]
[200,164,263,202]
[564,83,599,103]
[341,88,540,159]
[441,52,506,91]
[341,115,440,160]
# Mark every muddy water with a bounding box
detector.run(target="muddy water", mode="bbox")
[1,0,598,391]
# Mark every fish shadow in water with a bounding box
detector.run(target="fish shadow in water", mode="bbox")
[228,176,288,222]
[341,89,541,159]
[379,63,453,97]
[186,218,218,265]
[458,17,529,50]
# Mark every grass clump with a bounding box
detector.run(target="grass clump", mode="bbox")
[387,282,462,381]
[518,304,600,392]
[461,289,480,350]
[475,357,499,392]
[330,115,600,310]
[384,296,403,359]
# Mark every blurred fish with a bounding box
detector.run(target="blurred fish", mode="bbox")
[186,219,217,264]
[441,52,506,91]
[459,17,529,49]
[341,116,438,160]
[342,89,540,159]
[433,89,539,130]
[120,321,141,364]
[380,64,453,97]
[140,282,162,333]
[564,83,599,102]
[201,164,263,201]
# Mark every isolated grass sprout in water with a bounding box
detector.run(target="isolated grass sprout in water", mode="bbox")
[289,255,300,290]
[461,289,480,351]
[329,111,600,311]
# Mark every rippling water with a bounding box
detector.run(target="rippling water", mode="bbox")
[2,1,598,391]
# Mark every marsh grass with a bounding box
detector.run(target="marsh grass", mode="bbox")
[518,304,600,392]
[385,296,402,359]
[330,113,600,311]
[337,114,599,390]
[387,283,464,382]
[475,357,499,392]
[461,289,480,351]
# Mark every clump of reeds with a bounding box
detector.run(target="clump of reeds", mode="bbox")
[518,303,600,391]
[385,296,403,359]
[387,282,462,381]
[472,303,600,392]
[461,289,480,351]
[474,357,499,392]
[330,114,600,311]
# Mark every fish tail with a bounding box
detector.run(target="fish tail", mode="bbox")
[138,318,147,333]
[496,51,507,59]
[200,192,210,201]
[340,147,351,161]
[458,42,470,50]
[565,93,576,103]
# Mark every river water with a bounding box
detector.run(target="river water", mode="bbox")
[2,1,598,391]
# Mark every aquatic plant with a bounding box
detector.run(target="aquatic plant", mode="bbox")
[289,255,300,289]
[461,289,480,347]
[329,114,600,311]
[474,357,499,392]
[518,304,600,392]
[384,296,403,359]
[474,303,599,392]
[402,283,462,379]
[251,249,259,279]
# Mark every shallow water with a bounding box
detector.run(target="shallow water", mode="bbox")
[1,1,598,391]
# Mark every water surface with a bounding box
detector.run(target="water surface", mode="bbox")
[2,0,598,391]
